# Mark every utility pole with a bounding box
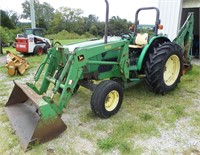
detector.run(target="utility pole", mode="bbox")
[30,0,36,28]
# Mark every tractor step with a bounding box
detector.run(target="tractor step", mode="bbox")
[129,65,137,71]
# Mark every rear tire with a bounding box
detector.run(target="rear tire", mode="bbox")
[91,80,123,118]
[145,42,183,94]
[34,46,43,55]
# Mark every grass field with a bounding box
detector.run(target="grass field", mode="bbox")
[0,40,200,154]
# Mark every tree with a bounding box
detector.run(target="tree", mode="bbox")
[21,0,31,19]
[36,2,55,29]
[6,10,20,26]
[73,17,85,35]
[0,26,16,54]
[59,7,83,22]
[58,7,84,33]
[0,10,15,29]
[49,11,64,34]
[89,24,98,36]
[83,14,99,32]
[20,1,132,37]
[97,21,106,37]
[109,16,129,36]
[21,0,54,29]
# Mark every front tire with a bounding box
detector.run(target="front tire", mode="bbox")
[91,80,123,118]
[145,42,183,94]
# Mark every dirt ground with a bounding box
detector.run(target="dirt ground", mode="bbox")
[0,55,6,66]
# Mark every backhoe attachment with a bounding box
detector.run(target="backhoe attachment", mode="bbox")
[173,12,194,74]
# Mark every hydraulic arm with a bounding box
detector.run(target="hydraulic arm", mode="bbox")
[173,12,194,72]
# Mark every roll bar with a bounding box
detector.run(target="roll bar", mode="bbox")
[133,7,161,36]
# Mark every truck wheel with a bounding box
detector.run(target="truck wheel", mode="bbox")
[34,46,43,55]
[91,80,123,118]
[145,42,183,94]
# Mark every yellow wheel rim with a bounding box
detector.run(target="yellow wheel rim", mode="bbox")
[164,55,180,86]
[105,90,119,111]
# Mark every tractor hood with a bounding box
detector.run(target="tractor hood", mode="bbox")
[63,36,122,52]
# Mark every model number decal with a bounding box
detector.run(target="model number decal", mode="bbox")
[19,45,26,48]
[105,45,112,50]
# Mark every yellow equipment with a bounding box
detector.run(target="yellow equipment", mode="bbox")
[5,52,29,76]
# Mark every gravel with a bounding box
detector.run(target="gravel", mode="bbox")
[134,117,200,154]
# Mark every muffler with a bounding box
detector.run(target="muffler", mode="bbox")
[5,81,67,151]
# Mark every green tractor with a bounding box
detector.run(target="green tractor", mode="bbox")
[5,0,194,150]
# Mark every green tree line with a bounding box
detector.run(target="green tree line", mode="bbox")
[1,0,132,42]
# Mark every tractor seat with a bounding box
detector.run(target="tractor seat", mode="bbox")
[129,33,148,48]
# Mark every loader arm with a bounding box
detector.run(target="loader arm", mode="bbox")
[173,12,194,72]
[30,39,129,114]
[4,0,132,150]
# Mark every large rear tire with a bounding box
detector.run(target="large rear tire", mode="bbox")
[145,42,183,94]
[91,80,123,118]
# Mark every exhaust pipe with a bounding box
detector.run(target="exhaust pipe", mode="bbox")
[104,0,109,44]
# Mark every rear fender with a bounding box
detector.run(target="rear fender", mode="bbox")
[137,36,170,70]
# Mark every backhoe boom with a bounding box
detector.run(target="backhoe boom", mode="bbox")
[173,12,194,72]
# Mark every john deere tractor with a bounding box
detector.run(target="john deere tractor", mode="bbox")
[5,0,194,150]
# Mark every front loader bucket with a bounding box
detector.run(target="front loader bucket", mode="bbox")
[5,81,67,151]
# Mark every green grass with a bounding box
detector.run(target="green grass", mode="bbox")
[95,66,200,154]
[97,118,158,154]
[139,112,153,121]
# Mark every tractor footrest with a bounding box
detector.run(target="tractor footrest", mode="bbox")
[129,65,137,71]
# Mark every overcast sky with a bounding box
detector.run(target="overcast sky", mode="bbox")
[0,0,159,23]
